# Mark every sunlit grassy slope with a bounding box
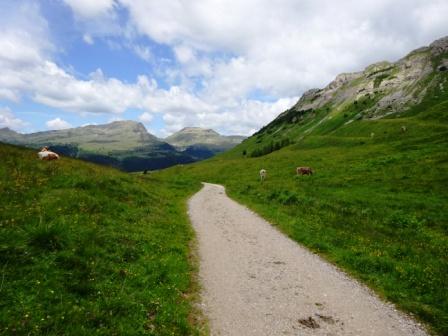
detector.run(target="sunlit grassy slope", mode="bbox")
[0,143,203,336]
[156,82,448,334]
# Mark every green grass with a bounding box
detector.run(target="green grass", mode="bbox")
[155,94,448,334]
[0,143,204,335]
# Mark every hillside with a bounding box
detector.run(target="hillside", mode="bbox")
[165,127,245,160]
[0,121,194,172]
[155,36,448,334]
[0,143,204,335]
[231,36,448,158]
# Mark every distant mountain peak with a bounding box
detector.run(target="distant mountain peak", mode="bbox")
[177,127,219,134]
[165,127,245,152]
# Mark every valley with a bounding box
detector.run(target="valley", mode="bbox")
[1,36,447,335]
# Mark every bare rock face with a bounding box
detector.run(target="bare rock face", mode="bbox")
[430,36,448,56]
[327,72,362,90]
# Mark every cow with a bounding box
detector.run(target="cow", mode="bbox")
[296,166,313,176]
[259,169,267,181]
[38,147,60,160]
[401,125,407,133]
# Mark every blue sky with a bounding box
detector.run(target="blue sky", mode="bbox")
[0,0,447,137]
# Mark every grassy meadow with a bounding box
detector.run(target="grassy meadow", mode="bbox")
[156,106,448,334]
[0,143,204,336]
[1,81,447,335]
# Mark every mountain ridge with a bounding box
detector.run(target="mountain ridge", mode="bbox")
[0,121,245,171]
[165,126,245,150]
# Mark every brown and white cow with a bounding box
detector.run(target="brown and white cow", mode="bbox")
[296,166,313,176]
[38,147,60,160]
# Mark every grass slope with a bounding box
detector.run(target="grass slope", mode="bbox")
[0,143,204,336]
[155,91,448,334]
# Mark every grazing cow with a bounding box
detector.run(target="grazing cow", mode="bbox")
[259,169,267,181]
[297,166,313,176]
[38,147,60,160]
[401,125,407,133]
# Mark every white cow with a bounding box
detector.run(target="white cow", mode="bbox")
[259,169,267,181]
[37,147,60,160]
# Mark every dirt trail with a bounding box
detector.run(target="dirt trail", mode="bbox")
[188,183,428,336]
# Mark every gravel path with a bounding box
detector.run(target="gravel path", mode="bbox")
[188,183,428,336]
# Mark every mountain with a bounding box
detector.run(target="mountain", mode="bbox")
[0,121,194,171]
[165,127,245,159]
[233,36,448,157]
[1,120,160,150]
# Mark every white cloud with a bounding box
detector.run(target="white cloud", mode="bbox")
[63,0,116,19]
[108,116,123,123]
[160,97,298,136]
[30,64,147,114]
[174,45,195,64]
[132,44,152,62]
[81,122,98,127]
[83,34,94,45]
[46,117,72,130]
[120,0,448,100]
[0,107,28,130]
[138,112,153,123]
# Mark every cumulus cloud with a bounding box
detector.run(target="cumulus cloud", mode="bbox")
[138,112,153,123]
[160,97,298,136]
[63,0,116,19]
[132,44,152,62]
[0,107,28,130]
[108,116,123,123]
[83,34,94,45]
[46,117,72,130]
[119,0,448,100]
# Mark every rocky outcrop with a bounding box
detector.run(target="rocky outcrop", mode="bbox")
[430,36,448,56]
